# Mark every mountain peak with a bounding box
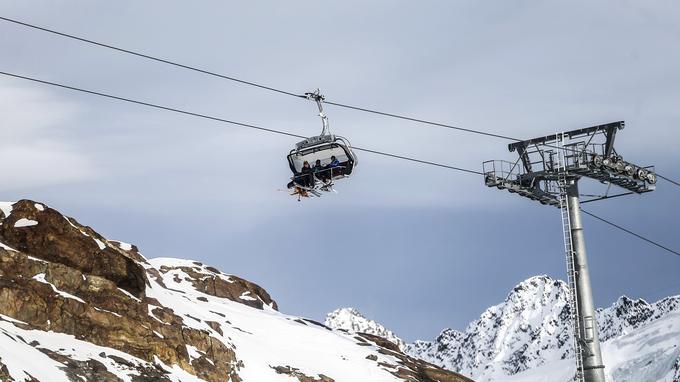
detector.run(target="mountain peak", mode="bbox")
[401,276,680,381]
[325,307,406,350]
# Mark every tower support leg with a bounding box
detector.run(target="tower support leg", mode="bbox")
[566,179,606,382]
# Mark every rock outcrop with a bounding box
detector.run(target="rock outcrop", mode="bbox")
[0,200,239,382]
[156,261,277,311]
[0,200,146,297]
[0,199,471,382]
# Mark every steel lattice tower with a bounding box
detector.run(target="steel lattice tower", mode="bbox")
[483,122,656,382]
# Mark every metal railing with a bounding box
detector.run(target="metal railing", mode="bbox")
[482,160,523,185]
[290,166,347,188]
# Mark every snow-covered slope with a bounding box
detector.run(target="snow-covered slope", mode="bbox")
[0,199,470,382]
[406,276,575,378]
[325,308,406,349]
[0,313,205,382]
[498,311,680,382]
[145,258,405,382]
[326,276,680,382]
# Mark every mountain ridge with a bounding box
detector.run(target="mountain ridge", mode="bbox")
[0,199,471,382]
[325,275,680,382]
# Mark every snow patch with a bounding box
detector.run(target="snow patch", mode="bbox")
[34,203,45,212]
[0,314,27,325]
[118,288,141,302]
[0,201,13,217]
[117,241,133,251]
[0,241,17,251]
[239,291,257,301]
[94,307,122,318]
[186,345,203,364]
[32,273,85,303]
[14,218,38,228]
[94,238,107,250]
[152,356,206,382]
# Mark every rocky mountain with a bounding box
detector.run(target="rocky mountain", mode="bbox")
[0,199,472,382]
[325,308,406,350]
[325,276,680,382]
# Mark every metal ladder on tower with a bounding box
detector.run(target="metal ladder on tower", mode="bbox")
[556,132,585,382]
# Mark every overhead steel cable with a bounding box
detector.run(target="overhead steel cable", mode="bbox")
[581,209,680,257]
[0,16,306,99]
[8,14,677,184]
[658,174,680,188]
[0,16,516,141]
[1,70,678,259]
[4,14,680,183]
[580,192,635,204]
[0,71,482,176]
[322,100,519,141]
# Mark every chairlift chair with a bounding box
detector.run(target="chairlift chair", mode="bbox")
[286,90,357,197]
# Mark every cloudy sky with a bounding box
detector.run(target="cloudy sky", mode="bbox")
[1,1,679,341]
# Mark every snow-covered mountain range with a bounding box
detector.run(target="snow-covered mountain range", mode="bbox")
[0,199,470,382]
[326,276,680,382]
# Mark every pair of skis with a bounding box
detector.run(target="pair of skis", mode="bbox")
[283,181,337,201]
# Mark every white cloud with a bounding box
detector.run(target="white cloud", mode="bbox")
[0,80,78,136]
[0,79,95,190]
[0,142,95,191]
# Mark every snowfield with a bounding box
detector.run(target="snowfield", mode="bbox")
[145,258,404,382]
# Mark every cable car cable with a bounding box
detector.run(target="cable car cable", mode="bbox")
[3,15,678,186]
[322,100,518,141]
[0,70,482,176]
[0,16,518,141]
[0,16,306,99]
[580,209,680,257]
[658,174,680,188]
[579,192,636,204]
[1,70,677,259]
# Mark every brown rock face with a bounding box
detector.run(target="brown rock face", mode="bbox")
[0,247,240,382]
[272,366,335,382]
[0,200,240,382]
[158,263,278,311]
[0,200,146,297]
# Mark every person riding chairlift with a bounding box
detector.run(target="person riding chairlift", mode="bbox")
[326,155,341,177]
[298,161,314,188]
[313,159,330,182]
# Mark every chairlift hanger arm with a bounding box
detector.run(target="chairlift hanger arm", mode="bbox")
[305,89,330,136]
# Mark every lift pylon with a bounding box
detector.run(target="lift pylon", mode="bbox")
[483,121,656,382]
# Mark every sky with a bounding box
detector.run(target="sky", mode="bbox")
[0,1,679,342]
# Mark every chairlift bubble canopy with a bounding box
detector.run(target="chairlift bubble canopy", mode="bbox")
[287,134,357,175]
